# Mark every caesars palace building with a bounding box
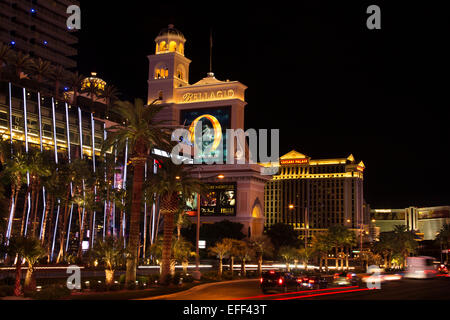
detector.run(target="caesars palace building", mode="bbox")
[263,151,370,239]
[147,25,271,238]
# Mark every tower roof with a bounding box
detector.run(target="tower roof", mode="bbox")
[157,24,185,40]
[280,150,307,160]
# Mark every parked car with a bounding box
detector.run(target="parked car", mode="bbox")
[299,274,328,289]
[332,272,361,286]
[260,270,303,293]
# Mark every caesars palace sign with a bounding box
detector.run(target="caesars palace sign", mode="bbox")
[182,89,235,103]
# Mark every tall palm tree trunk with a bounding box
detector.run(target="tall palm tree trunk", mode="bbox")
[160,194,177,284]
[125,156,146,285]
[46,197,55,262]
[14,255,22,296]
[219,257,224,278]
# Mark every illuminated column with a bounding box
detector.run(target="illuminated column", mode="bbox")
[5,83,14,241]
[122,139,128,247]
[65,103,74,251]
[23,88,32,236]
[78,107,86,242]
[91,113,97,247]
[151,159,157,244]
[103,123,107,239]
[38,92,46,239]
[142,161,148,258]
[50,98,60,258]
[50,201,60,261]
[112,144,117,236]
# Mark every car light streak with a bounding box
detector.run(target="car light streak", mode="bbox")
[275,287,373,300]
[236,286,358,300]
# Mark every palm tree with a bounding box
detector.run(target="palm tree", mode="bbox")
[49,65,67,99]
[8,236,45,292]
[10,52,33,81]
[279,246,297,272]
[0,43,12,80]
[248,235,274,276]
[175,208,192,241]
[372,232,396,268]
[82,78,100,113]
[66,72,84,106]
[102,98,170,285]
[30,58,52,92]
[1,145,28,239]
[209,238,233,278]
[100,84,120,119]
[297,247,314,271]
[145,160,205,284]
[91,236,125,286]
[328,225,351,270]
[233,239,254,277]
[311,233,333,272]
[392,225,417,268]
[173,236,195,275]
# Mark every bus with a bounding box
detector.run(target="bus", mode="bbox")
[404,256,437,279]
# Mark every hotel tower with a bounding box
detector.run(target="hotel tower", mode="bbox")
[264,150,369,239]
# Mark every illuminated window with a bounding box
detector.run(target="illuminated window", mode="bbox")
[169,41,177,52]
[159,41,167,52]
[179,42,184,54]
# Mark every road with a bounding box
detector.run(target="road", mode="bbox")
[143,275,450,300]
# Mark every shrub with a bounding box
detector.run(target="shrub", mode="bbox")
[172,272,182,285]
[0,277,15,286]
[91,281,106,292]
[32,284,71,300]
[118,274,126,284]
[148,274,160,285]
[182,274,194,283]
[0,285,14,297]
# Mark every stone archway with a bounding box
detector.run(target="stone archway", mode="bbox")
[250,198,264,237]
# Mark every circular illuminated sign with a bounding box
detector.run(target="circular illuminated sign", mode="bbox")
[188,114,222,151]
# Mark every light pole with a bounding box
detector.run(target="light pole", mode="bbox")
[192,170,225,280]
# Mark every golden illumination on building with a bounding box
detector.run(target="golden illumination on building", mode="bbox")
[81,72,106,91]
[264,150,368,236]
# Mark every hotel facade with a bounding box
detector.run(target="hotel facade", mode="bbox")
[0,0,79,69]
[264,150,369,239]
[371,206,450,241]
[147,25,270,238]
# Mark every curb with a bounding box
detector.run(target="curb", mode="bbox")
[137,279,258,300]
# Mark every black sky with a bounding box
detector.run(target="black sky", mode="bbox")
[76,0,449,209]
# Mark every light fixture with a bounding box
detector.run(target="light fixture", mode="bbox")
[288,204,294,210]
[217,174,225,179]
[175,176,180,180]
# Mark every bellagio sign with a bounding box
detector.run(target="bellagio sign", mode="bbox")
[182,89,235,102]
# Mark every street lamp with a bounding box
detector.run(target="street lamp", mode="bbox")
[193,171,225,280]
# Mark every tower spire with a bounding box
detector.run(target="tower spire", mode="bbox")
[208,28,214,77]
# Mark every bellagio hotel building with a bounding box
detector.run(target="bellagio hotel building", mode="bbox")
[264,150,369,238]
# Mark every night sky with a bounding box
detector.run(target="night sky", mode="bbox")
[76,1,449,209]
